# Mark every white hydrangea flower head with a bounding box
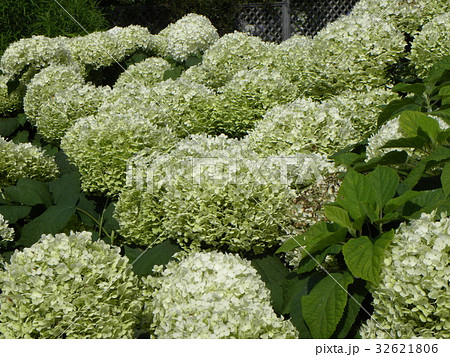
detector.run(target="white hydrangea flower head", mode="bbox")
[114,57,171,89]
[35,84,111,142]
[351,0,450,34]
[366,115,450,161]
[0,137,59,187]
[200,31,271,88]
[309,13,405,95]
[115,134,297,253]
[360,212,450,338]
[148,251,299,338]
[0,213,14,242]
[159,13,219,61]
[0,75,25,115]
[0,231,144,338]
[61,109,178,196]
[0,35,71,77]
[107,25,158,56]
[410,12,450,78]
[23,65,84,124]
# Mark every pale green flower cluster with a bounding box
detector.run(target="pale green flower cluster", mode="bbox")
[0,231,144,338]
[205,68,298,137]
[147,251,299,338]
[23,65,84,124]
[0,75,25,115]
[107,25,158,56]
[0,214,14,242]
[115,134,297,253]
[35,84,111,142]
[360,212,450,339]
[197,31,271,88]
[0,35,71,78]
[61,110,177,196]
[158,13,219,61]
[0,137,59,187]
[366,115,449,161]
[309,13,405,95]
[351,0,450,34]
[114,57,171,89]
[410,12,450,78]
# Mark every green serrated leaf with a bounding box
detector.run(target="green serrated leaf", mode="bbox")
[382,136,427,149]
[343,231,394,283]
[48,173,81,207]
[124,239,182,276]
[297,244,343,274]
[3,178,52,207]
[0,205,31,224]
[399,111,440,142]
[324,205,351,228]
[302,272,354,338]
[12,130,29,144]
[384,190,420,213]
[251,255,290,314]
[377,97,421,127]
[76,193,98,228]
[367,166,399,210]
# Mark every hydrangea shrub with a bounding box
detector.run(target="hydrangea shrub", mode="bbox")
[0,137,59,187]
[147,251,299,338]
[115,134,297,254]
[114,57,171,89]
[0,214,14,242]
[0,231,144,338]
[410,12,450,78]
[359,212,450,339]
[158,13,219,61]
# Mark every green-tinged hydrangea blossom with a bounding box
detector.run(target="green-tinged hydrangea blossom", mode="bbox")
[0,75,25,115]
[0,35,71,78]
[366,115,450,161]
[360,212,450,339]
[147,251,299,338]
[23,65,84,124]
[116,134,301,253]
[199,31,271,88]
[61,110,177,196]
[351,0,450,35]
[0,231,144,338]
[35,84,111,142]
[102,78,215,137]
[410,12,450,78]
[114,57,171,89]
[0,137,59,187]
[107,25,158,56]
[158,13,219,61]
[205,68,298,137]
[0,214,14,242]
[309,13,405,95]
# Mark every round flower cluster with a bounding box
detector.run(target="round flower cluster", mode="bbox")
[0,213,14,242]
[366,115,449,161]
[158,13,219,62]
[23,65,84,124]
[309,13,405,95]
[0,35,71,78]
[107,25,158,57]
[115,134,297,253]
[147,251,299,338]
[410,12,450,78]
[35,84,111,142]
[0,231,144,338]
[359,212,450,339]
[104,77,215,138]
[0,75,25,115]
[205,68,298,137]
[199,31,271,88]
[351,0,450,35]
[114,57,171,89]
[61,110,177,196]
[0,137,59,187]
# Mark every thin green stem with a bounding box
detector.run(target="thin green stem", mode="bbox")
[75,207,112,241]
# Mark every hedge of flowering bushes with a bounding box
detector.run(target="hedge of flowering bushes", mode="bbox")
[0,3,450,339]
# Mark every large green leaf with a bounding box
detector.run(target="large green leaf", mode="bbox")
[384,190,420,213]
[342,231,394,283]
[297,244,343,274]
[324,205,351,229]
[16,205,77,247]
[251,255,290,314]
[337,169,376,219]
[442,162,450,197]
[0,117,21,137]
[0,205,31,224]
[399,111,440,141]
[302,272,354,338]
[124,239,182,276]
[353,150,408,173]
[48,173,81,207]
[367,166,399,210]
[3,178,52,207]
[377,97,421,127]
